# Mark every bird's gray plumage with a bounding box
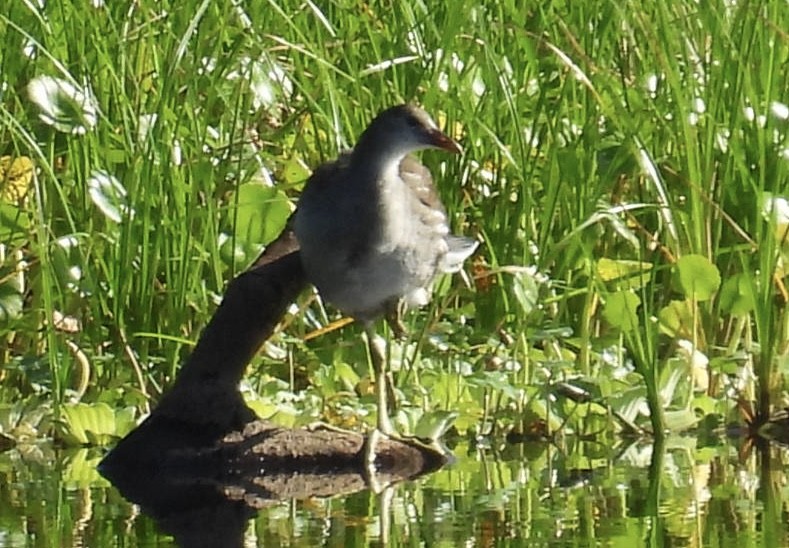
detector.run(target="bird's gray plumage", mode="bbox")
[293,104,477,324]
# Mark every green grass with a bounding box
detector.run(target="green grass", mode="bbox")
[0,0,788,442]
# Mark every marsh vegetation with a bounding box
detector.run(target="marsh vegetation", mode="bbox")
[1,0,789,544]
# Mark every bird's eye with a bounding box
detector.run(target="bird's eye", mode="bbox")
[405,116,421,129]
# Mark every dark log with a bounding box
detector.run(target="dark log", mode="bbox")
[99,224,446,544]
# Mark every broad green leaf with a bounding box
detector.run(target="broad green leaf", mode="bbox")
[659,358,688,407]
[232,183,292,250]
[59,402,118,446]
[675,254,720,301]
[87,170,131,224]
[658,299,694,338]
[245,399,279,420]
[28,75,98,134]
[333,361,361,392]
[61,449,109,487]
[219,235,248,265]
[693,394,719,417]
[467,371,521,401]
[523,398,564,432]
[602,291,640,331]
[282,154,311,184]
[597,257,652,290]
[719,273,755,316]
[709,357,740,375]
[609,385,647,423]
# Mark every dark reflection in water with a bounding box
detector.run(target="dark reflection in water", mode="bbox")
[0,439,787,546]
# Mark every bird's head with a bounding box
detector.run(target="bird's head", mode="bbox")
[354,104,462,161]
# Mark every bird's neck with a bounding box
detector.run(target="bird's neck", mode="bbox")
[349,148,406,189]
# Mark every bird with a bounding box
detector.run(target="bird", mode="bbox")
[292,104,478,463]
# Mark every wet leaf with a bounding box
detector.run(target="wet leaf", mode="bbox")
[28,75,98,134]
[663,409,699,431]
[61,449,110,487]
[282,154,311,184]
[414,410,458,441]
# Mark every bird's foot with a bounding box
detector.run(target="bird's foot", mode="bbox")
[363,427,394,493]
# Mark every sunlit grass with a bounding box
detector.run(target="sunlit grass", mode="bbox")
[0,0,788,442]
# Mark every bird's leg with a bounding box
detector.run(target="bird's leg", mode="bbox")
[363,323,396,475]
[365,324,395,436]
[381,298,408,409]
[383,299,407,340]
[363,300,409,471]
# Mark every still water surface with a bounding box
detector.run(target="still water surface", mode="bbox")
[1,438,786,546]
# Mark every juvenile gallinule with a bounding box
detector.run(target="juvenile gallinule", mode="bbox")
[293,104,478,464]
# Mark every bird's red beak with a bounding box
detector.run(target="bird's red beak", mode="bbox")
[428,129,463,154]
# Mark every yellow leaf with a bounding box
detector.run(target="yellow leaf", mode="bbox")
[0,156,35,203]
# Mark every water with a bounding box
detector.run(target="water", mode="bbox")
[0,438,786,546]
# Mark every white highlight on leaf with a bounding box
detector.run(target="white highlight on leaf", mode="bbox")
[87,170,133,223]
[27,75,98,134]
[770,101,789,121]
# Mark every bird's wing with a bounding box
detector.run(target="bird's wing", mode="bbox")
[296,150,378,269]
[307,150,353,187]
[398,155,448,216]
[398,157,478,272]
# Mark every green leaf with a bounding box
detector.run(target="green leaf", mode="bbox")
[232,183,292,250]
[511,270,539,316]
[675,254,721,301]
[414,410,458,441]
[61,449,110,488]
[692,394,719,417]
[87,171,130,224]
[658,299,694,338]
[719,273,755,316]
[59,402,119,446]
[0,203,30,245]
[663,409,699,432]
[602,291,640,331]
[467,371,521,401]
[333,361,361,392]
[597,257,652,290]
[0,278,23,322]
[282,154,311,185]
